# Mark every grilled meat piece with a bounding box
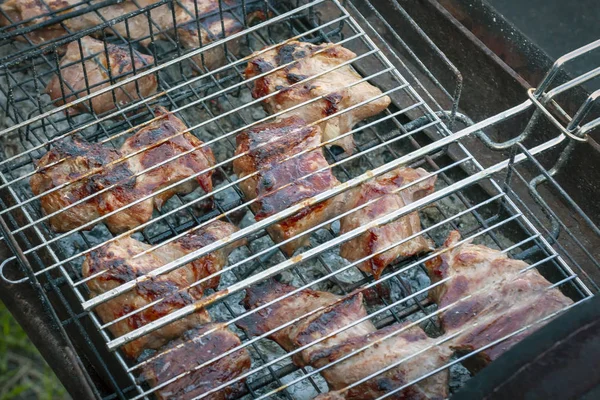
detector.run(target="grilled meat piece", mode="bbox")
[176,3,243,71]
[82,220,243,359]
[311,323,451,400]
[120,106,215,210]
[140,323,251,400]
[233,116,345,255]
[65,0,251,65]
[340,167,436,279]
[45,36,157,116]
[286,291,376,368]
[244,41,391,154]
[237,279,375,358]
[30,107,215,233]
[424,231,574,373]
[0,0,76,44]
[64,0,177,46]
[30,137,154,233]
[1,0,261,68]
[237,279,342,352]
[239,280,450,399]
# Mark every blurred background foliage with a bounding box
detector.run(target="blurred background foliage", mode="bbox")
[0,302,67,400]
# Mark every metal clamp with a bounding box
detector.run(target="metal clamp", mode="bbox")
[527,88,589,143]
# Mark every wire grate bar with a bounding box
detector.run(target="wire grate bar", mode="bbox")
[127,210,521,398]
[1,1,598,399]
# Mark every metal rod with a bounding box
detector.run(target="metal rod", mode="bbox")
[83,98,532,311]
[0,0,327,137]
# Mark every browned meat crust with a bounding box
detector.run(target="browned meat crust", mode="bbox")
[340,167,436,279]
[287,291,376,368]
[30,106,215,233]
[45,36,157,116]
[30,136,154,233]
[82,220,243,359]
[238,280,450,399]
[0,0,75,44]
[176,0,243,71]
[139,323,251,400]
[244,41,391,154]
[424,231,574,373]
[311,323,451,400]
[233,116,345,255]
[238,280,375,365]
[120,106,215,209]
[236,279,341,352]
[176,0,269,69]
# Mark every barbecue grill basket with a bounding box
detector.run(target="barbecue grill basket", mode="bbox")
[0,0,599,399]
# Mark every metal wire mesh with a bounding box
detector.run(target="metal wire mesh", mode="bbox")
[0,1,598,399]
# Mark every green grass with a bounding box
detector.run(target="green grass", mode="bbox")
[0,301,68,400]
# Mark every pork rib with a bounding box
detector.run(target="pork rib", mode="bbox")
[238,280,450,399]
[424,231,574,372]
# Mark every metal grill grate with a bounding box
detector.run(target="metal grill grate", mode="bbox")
[0,1,598,399]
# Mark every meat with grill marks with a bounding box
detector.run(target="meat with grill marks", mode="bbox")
[340,167,436,279]
[424,231,574,373]
[311,323,451,400]
[82,220,243,359]
[237,279,375,356]
[120,106,215,210]
[30,107,215,233]
[45,36,157,116]
[244,41,391,155]
[233,116,345,256]
[139,323,251,400]
[237,280,451,399]
[30,136,154,234]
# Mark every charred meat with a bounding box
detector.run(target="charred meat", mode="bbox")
[245,41,391,154]
[82,220,242,359]
[30,136,155,234]
[139,323,251,400]
[238,280,450,399]
[424,231,574,373]
[340,167,436,279]
[120,106,215,210]
[45,36,157,116]
[30,107,215,233]
[237,279,375,356]
[233,116,345,255]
